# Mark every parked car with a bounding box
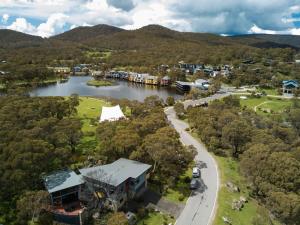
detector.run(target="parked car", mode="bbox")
[192,167,201,178]
[190,178,199,190]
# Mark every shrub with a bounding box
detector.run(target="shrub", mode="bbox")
[184,176,191,183]
[178,194,185,201]
[137,207,146,218]
[166,96,175,106]
[85,131,95,137]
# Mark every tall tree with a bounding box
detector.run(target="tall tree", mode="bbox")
[222,119,252,157]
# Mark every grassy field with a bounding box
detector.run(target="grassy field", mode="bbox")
[86,79,115,87]
[256,87,279,96]
[85,50,111,59]
[76,97,110,133]
[75,97,110,154]
[137,212,175,225]
[213,156,258,225]
[240,96,292,115]
[213,156,281,225]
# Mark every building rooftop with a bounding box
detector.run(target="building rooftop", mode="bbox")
[162,76,170,80]
[44,169,84,194]
[283,80,299,88]
[176,81,194,86]
[79,158,152,187]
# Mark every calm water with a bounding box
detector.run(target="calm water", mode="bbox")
[30,76,182,101]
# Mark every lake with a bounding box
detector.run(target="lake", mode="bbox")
[30,76,183,101]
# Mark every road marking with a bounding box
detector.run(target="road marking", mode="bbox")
[208,153,220,225]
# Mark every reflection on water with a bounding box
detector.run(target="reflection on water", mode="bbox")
[30,76,183,101]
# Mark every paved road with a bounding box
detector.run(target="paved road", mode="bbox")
[182,92,231,109]
[164,93,229,225]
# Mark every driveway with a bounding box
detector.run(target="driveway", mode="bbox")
[125,189,184,218]
[164,93,229,225]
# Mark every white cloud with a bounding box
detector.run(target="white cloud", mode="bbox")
[36,13,68,37]
[6,13,68,37]
[249,24,300,35]
[248,25,277,34]
[7,18,36,34]
[290,28,300,35]
[2,14,9,23]
[1,0,300,36]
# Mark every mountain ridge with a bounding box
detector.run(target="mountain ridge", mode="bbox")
[0,24,299,50]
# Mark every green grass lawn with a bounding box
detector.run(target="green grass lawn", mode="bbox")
[213,156,281,225]
[76,97,110,132]
[213,156,257,225]
[137,212,175,225]
[256,88,279,96]
[85,50,112,60]
[75,97,110,154]
[240,96,292,115]
[86,79,115,87]
[13,78,65,86]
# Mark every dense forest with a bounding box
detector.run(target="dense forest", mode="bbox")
[0,95,82,223]
[185,96,300,224]
[0,95,194,225]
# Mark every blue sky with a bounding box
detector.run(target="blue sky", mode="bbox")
[0,0,299,37]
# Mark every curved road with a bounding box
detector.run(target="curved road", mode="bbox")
[164,93,229,225]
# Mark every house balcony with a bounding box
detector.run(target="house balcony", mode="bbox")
[50,201,87,225]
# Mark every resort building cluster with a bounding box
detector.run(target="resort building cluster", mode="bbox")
[46,61,300,96]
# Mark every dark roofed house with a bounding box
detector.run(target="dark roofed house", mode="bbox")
[282,80,299,95]
[44,159,151,224]
[175,81,193,92]
[43,170,86,225]
[79,158,151,211]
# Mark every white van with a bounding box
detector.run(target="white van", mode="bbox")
[192,167,201,178]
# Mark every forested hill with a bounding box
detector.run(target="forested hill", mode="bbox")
[232,34,300,49]
[49,24,237,51]
[0,24,299,67]
[0,29,44,48]
[52,24,125,42]
[50,24,300,50]
[1,24,299,51]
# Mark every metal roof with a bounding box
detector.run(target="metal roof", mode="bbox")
[44,169,84,193]
[283,80,299,87]
[79,158,151,187]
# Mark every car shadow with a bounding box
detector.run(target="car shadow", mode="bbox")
[195,160,207,169]
[191,178,207,195]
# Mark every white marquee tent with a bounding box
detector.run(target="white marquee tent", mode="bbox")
[100,105,126,122]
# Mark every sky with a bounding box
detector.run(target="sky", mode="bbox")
[0,0,300,37]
